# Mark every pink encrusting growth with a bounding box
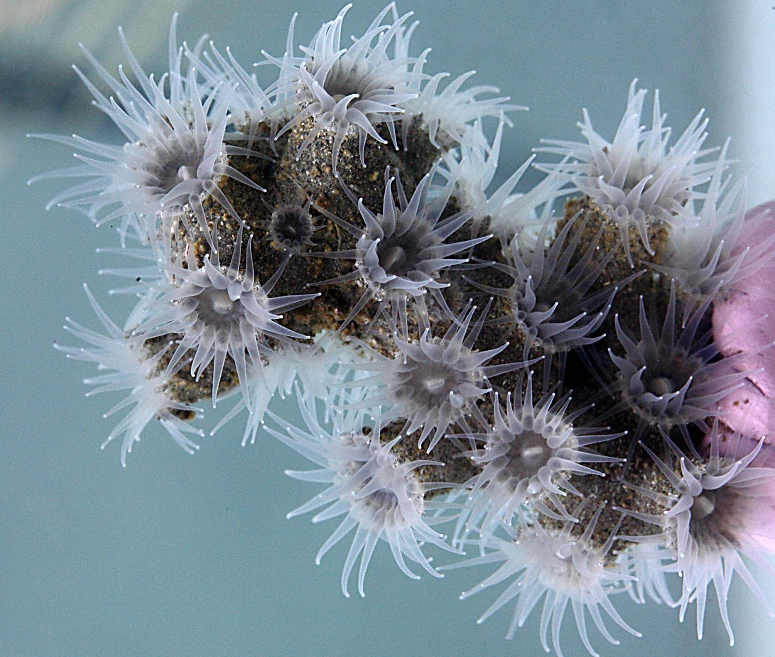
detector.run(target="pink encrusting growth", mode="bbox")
[38,5,775,656]
[712,201,775,454]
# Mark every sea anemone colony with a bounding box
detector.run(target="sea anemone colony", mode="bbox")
[36,5,775,656]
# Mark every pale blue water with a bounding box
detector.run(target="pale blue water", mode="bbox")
[0,1,765,655]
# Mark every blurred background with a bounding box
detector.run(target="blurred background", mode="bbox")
[1,1,774,656]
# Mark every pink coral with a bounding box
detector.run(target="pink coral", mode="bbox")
[712,201,775,464]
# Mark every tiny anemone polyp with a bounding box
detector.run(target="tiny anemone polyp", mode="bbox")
[271,206,313,248]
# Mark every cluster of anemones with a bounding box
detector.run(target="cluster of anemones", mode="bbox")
[36,5,775,657]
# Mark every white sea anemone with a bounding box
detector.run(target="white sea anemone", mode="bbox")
[475,213,626,381]
[608,283,746,445]
[95,232,165,296]
[505,216,617,358]
[436,117,504,226]
[55,285,203,467]
[437,117,568,237]
[481,155,570,241]
[463,371,621,536]
[314,166,489,334]
[345,302,532,451]
[394,14,519,151]
[634,428,775,644]
[212,332,360,446]
[265,393,457,597]
[29,15,266,252]
[188,39,278,145]
[654,153,775,316]
[537,80,724,264]
[267,4,419,176]
[135,226,318,407]
[447,504,640,657]
[263,191,322,253]
[400,67,518,149]
[613,541,677,607]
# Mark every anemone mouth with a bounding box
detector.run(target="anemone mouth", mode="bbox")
[622,344,710,425]
[143,138,205,195]
[462,369,624,535]
[351,482,426,529]
[617,155,693,213]
[296,70,363,109]
[647,346,699,385]
[691,490,717,521]
[133,222,318,409]
[192,287,243,327]
[40,32,268,254]
[312,57,376,102]
[354,486,402,517]
[603,166,679,219]
[494,431,554,486]
[391,358,483,413]
[377,242,418,277]
[374,217,438,279]
[622,161,651,192]
[357,234,445,295]
[688,487,745,549]
[535,540,588,591]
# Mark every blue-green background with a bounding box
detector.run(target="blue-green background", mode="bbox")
[2,1,774,655]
